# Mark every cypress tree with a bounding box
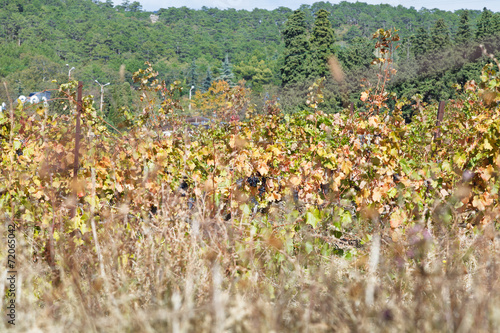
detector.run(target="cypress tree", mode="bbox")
[281,10,310,87]
[429,19,451,51]
[310,9,335,78]
[187,59,198,90]
[456,10,472,45]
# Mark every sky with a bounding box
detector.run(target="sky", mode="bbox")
[123,0,500,13]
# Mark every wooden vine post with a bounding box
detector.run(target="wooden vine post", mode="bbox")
[434,101,446,140]
[431,100,446,159]
[71,81,83,219]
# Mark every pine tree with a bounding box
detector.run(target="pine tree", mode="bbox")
[217,54,235,87]
[309,9,335,79]
[476,8,495,39]
[411,27,430,56]
[202,67,213,92]
[338,37,374,71]
[456,10,472,45]
[429,19,451,51]
[281,10,310,87]
[495,13,500,34]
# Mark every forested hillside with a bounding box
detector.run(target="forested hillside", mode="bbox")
[1,0,499,120]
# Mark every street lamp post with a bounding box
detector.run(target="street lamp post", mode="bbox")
[66,64,75,80]
[189,85,195,111]
[95,80,110,114]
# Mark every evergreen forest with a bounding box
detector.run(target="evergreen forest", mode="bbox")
[1,0,500,122]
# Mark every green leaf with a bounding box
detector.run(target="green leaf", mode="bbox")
[387,187,397,198]
[340,210,352,225]
[240,204,251,216]
[399,159,412,175]
[13,140,21,150]
[453,153,467,168]
[305,241,314,254]
[305,209,320,228]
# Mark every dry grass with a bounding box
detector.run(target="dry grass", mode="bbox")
[2,190,500,333]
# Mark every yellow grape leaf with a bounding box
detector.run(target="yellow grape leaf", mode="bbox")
[187,161,196,170]
[372,187,382,202]
[257,162,269,176]
[332,173,344,191]
[472,195,485,211]
[390,208,406,229]
[192,171,201,183]
[368,116,378,127]
[341,160,352,174]
[479,165,494,182]
[479,193,494,208]
[289,175,301,186]
[271,146,281,156]
[484,139,493,150]
[32,190,44,200]
[33,177,42,187]
[313,169,325,182]
[266,191,282,202]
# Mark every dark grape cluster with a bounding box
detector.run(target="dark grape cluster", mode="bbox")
[179,179,189,191]
[246,176,260,187]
